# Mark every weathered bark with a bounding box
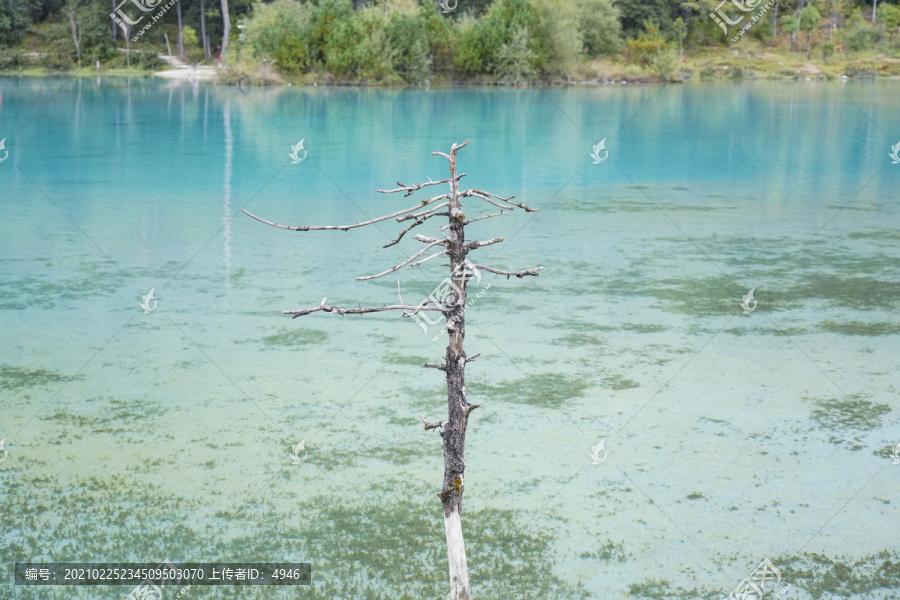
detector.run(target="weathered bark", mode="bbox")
[220,0,230,66]
[439,142,472,600]
[176,0,184,58]
[200,0,210,59]
[69,11,81,66]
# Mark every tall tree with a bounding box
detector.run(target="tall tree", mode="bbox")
[220,0,230,64]
[800,5,821,57]
[67,0,82,66]
[782,14,799,50]
[177,0,185,57]
[200,0,209,59]
[242,141,542,600]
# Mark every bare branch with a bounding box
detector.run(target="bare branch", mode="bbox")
[421,415,447,431]
[468,264,544,278]
[466,237,504,251]
[443,211,507,230]
[465,353,481,363]
[397,201,451,223]
[412,234,447,245]
[462,189,538,213]
[410,249,449,268]
[500,197,538,212]
[432,140,470,164]
[463,192,515,210]
[378,175,465,197]
[285,303,445,319]
[464,404,483,417]
[241,194,448,232]
[357,238,449,280]
[423,362,447,371]
[383,212,450,248]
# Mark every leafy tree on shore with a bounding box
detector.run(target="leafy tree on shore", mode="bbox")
[575,0,622,56]
[454,0,538,76]
[800,5,821,56]
[782,14,799,50]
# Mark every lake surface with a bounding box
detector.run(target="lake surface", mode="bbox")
[1,77,899,599]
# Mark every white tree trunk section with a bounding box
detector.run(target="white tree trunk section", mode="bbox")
[444,508,470,600]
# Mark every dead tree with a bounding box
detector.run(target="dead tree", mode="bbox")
[242,141,542,600]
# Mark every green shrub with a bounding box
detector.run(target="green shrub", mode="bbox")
[650,49,679,80]
[454,0,538,76]
[841,10,877,52]
[324,8,393,81]
[493,26,536,83]
[385,12,432,84]
[306,0,353,66]
[246,0,311,73]
[574,0,621,56]
[624,20,669,66]
[529,0,580,76]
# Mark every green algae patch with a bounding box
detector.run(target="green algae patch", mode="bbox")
[811,397,891,432]
[386,354,432,366]
[820,320,900,336]
[468,373,589,410]
[603,374,640,390]
[554,332,607,347]
[775,551,900,598]
[0,365,78,391]
[627,550,900,600]
[847,230,900,242]
[260,328,328,347]
[780,275,900,311]
[580,538,630,563]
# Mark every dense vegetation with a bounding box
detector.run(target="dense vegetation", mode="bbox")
[1,0,899,82]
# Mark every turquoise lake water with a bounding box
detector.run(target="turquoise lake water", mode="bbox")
[1,77,899,599]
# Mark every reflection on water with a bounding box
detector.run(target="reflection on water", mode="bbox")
[0,78,898,599]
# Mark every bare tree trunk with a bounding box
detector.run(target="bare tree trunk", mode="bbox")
[125,27,131,68]
[69,11,81,66]
[177,0,184,58]
[771,1,779,38]
[440,147,472,600]
[165,31,172,56]
[200,0,210,59]
[112,0,117,40]
[872,0,877,22]
[220,0,230,66]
